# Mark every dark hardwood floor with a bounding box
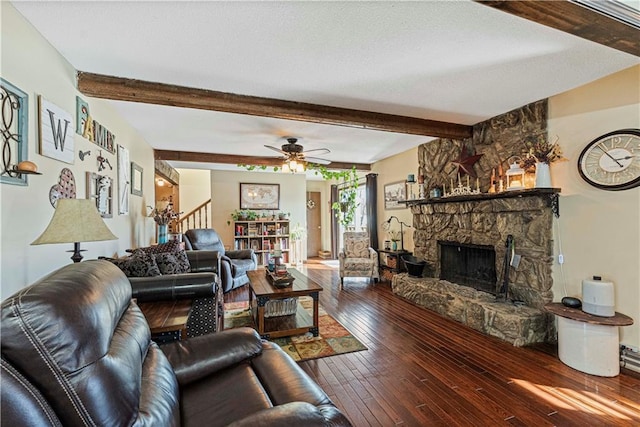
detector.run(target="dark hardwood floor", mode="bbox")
[226,260,640,426]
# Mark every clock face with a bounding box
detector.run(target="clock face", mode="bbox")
[577,129,640,191]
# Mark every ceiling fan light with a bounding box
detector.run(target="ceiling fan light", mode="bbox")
[289,159,298,170]
[296,162,305,173]
[282,163,291,173]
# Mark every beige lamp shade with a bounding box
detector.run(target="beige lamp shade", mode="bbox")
[32,198,117,262]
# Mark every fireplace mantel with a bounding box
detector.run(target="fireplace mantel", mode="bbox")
[405,188,561,218]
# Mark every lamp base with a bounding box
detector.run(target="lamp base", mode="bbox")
[68,242,86,263]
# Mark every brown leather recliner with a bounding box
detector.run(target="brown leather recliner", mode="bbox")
[183,228,257,293]
[0,261,352,427]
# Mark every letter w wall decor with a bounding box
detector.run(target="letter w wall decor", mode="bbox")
[38,96,74,164]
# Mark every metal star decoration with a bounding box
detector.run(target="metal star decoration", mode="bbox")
[451,146,483,178]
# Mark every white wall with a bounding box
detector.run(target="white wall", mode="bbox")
[177,168,212,227]
[548,65,640,349]
[210,170,308,259]
[372,147,421,251]
[1,3,156,299]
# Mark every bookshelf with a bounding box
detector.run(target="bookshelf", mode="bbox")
[233,219,290,265]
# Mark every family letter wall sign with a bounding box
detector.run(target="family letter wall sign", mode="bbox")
[38,96,74,164]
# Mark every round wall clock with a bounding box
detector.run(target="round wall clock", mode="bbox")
[577,129,640,191]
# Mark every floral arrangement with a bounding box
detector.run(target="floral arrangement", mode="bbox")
[522,135,565,170]
[389,230,403,242]
[149,204,181,225]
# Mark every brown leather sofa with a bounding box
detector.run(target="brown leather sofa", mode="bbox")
[183,228,257,293]
[0,261,352,427]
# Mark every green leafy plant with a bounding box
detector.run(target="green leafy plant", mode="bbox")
[329,166,359,228]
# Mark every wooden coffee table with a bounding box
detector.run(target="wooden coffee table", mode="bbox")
[247,268,323,339]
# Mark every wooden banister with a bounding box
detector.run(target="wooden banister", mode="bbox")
[177,199,211,233]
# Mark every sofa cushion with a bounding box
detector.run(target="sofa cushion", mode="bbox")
[181,363,272,427]
[344,232,370,258]
[155,250,191,275]
[109,250,161,277]
[138,240,182,255]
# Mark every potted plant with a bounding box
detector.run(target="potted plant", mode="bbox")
[521,135,565,188]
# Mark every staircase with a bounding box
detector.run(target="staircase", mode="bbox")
[177,199,211,233]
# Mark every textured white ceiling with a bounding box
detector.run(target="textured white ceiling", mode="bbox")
[11,0,639,170]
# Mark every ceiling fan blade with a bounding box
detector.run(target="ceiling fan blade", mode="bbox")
[305,156,332,165]
[302,148,331,156]
[265,145,287,155]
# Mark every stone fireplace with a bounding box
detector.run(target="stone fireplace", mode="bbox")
[391,99,559,346]
[392,191,558,346]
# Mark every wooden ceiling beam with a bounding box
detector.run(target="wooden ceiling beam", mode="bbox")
[77,72,472,139]
[154,150,371,171]
[476,0,640,57]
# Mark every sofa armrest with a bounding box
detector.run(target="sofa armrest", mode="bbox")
[129,273,217,302]
[225,249,255,260]
[160,327,263,385]
[227,402,352,427]
[186,250,220,273]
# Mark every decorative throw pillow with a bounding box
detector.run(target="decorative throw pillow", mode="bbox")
[107,250,161,277]
[154,250,191,275]
[136,240,181,255]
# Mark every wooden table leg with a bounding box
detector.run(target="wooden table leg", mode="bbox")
[257,296,268,337]
[311,291,319,337]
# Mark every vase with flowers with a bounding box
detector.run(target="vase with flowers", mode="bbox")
[149,202,182,243]
[522,135,565,188]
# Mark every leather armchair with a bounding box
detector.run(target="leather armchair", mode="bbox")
[0,261,352,427]
[339,231,379,288]
[183,228,257,293]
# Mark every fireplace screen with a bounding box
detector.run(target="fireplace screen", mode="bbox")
[439,241,497,294]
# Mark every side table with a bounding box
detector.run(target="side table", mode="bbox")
[545,303,633,377]
[378,249,411,282]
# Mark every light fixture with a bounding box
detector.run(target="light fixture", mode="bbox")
[381,216,411,252]
[31,198,118,263]
[157,178,165,186]
[281,158,306,174]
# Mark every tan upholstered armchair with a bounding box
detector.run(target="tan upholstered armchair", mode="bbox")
[338,231,379,288]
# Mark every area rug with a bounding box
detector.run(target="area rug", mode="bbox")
[224,297,367,362]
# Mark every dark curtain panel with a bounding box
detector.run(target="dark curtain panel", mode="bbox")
[330,184,339,258]
[366,173,378,250]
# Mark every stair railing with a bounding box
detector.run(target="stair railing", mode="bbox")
[177,199,211,233]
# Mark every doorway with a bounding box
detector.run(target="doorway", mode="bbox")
[306,191,322,258]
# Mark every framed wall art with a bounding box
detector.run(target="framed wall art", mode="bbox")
[131,162,143,196]
[1,79,29,186]
[117,144,129,214]
[240,183,280,210]
[87,172,113,218]
[38,95,74,164]
[384,180,407,210]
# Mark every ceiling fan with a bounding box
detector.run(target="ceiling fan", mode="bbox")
[264,137,332,167]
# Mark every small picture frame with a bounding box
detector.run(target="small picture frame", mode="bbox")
[384,180,407,210]
[240,183,280,210]
[131,162,143,196]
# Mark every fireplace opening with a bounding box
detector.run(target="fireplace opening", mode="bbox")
[439,241,497,294]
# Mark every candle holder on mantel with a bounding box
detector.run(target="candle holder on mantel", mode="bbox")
[443,174,481,197]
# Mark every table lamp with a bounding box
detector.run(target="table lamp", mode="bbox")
[31,198,117,263]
